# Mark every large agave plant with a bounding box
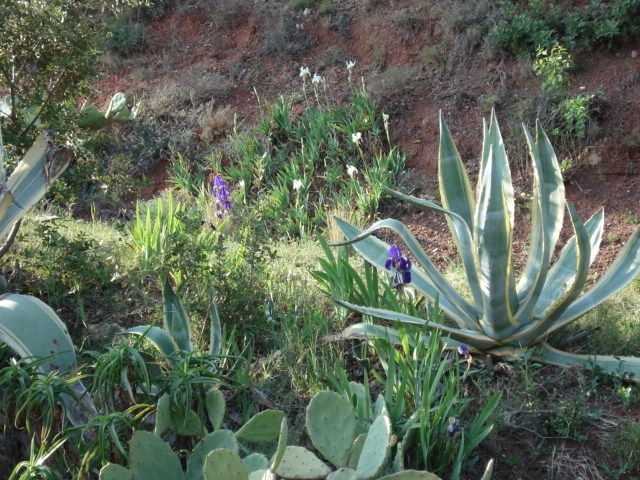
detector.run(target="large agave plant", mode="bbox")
[332,112,640,378]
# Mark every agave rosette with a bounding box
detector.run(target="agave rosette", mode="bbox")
[332,111,640,378]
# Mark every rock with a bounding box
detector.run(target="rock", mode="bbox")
[87,322,122,342]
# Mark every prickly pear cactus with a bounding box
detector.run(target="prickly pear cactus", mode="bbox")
[347,434,367,470]
[206,388,226,430]
[243,453,269,473]
[155,393,206,436]
[129,431,185,480]
[355,414,392,480]
[203,448,249,480]
[99,463,133,480]
[326,467,357,480]
[273,446,332,479]
[306,390,357,468]
[270,417,289,471]
[186,430,239,480]
[236,409,285,442]
[78,92,139,129]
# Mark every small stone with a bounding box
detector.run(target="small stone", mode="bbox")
[631,50,638,58]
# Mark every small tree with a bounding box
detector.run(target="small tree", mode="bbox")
[0,0,141,152]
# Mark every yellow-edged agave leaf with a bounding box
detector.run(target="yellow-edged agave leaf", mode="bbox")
[332,217,475,330]
[533,209,604,319]
[546,225,640,336]
[474,145,519,337]
[381,186,483,317]
[0,131,72,239]
[507,203,591,346]
[515,123,565,321]
[332,299,500,350]
[332,217,479,329]
[0,293,76,373]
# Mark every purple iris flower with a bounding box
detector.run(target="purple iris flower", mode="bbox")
[384,245,412,289]
[457,345,470,357]
[211,175,232,216]
[446,417,461,438]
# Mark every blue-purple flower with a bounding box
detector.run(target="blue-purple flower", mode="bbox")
[211,175,232,216]
[457,345,470,357]
[446,417,461,438]
[384,245,412,289]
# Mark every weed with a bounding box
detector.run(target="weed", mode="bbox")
[260,10,312,58]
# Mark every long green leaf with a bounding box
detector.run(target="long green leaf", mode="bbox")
[507,203,591,346]
[381,186,483,313]
[123,326,178,358]
[515,123,565,318]
[331,299,500,350]
[209,287,222,357]
[163,279,193,352]
[331,217,479,327]
[474,143,519,338]
[331,218,476,330]
[534,208,603,318]
[546,225,640,335]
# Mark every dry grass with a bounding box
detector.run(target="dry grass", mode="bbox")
[198,104,234,143]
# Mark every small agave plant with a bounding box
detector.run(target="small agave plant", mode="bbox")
[332,111,640,378]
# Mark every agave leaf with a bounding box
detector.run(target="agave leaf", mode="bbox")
[507,203,591,346]
[332,217,475,330]
[438,113,475,229]
[123,326,178,358]
[537,344,640,380]
[381,186,483,314]
[534,208,604,318]
[163,279,193,352]
[331,217,479,327]
[474,144,519,337]
[331,298,500,350]
[546,225,640,335]
[0,132,72,239]
[515,123,565,319]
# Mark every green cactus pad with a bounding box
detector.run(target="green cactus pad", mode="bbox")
[186,431,239,480]
[248,470,267,480]
[155,394,205,436]
[99,463,133,480]
[236,409,285,443]
[203,449,249,480]
[306,390,356,467]
[106,93,127,118]
[373,395,388,418]
[377,471,443,480]
[346,434,367,470]
[129,431,185,480]
[270,417,288,471]
[355,415,392,479]
[243,453,269,473]
[206,388,225,430]
[326,467,357,480]
[273,446,332,479]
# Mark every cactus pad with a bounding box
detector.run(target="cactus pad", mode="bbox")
[326,467,357,480]
[99,463,133,480]
[236,409,285,443]
[356,414,392,479]
[243,453,269,473]
[206,388,226,430]
[347,434,367,470]
[203,449,249,480]
[155,393,205,436]
[377,472,443,480]
[273,446,332,479]
[129,431,185,480]
[270,417,288,471]
[306,390,356,467]
[186,431,239,480]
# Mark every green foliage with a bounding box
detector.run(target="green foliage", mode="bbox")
[331,112,640,378]
[78,93,140,130]
[0,0,140,149]
[532,43,571,94]
[224,80,405,238]
[107,18,148,56]
[490,0,640,56]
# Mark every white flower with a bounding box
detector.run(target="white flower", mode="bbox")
[351,132,362,144]
[382,113,389,122]
[346,60,356,70]
[346,165,358,177]
[312,73,324,84]
[292,179,303,191]
[299,66,310,78]
[238,179,245,188]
